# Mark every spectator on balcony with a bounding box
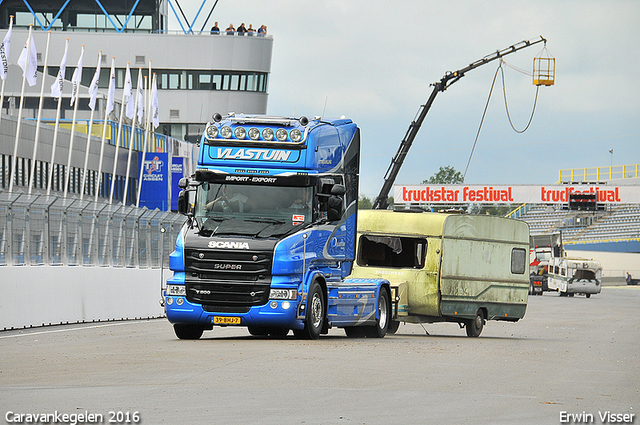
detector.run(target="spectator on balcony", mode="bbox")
[225,24,235,35]
[210,22,220,34]
[257,25,267,36]
[247,24,255,36]
[237,23,247,36]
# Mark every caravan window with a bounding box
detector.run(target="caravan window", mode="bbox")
[511,248,527,274]
[357,235,426,269]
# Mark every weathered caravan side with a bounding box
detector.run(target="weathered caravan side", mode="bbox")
[350,210,530,337]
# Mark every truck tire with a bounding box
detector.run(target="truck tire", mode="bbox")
[387,320,400,335]
[363,288,390,338]
[297,281,325,340]
[465,311,484,338]
[344,326,366,338]
[174,324,204,340]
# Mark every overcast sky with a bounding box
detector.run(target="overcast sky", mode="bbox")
[173,0,639,199]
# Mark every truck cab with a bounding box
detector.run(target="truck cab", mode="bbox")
[165,115,390,339]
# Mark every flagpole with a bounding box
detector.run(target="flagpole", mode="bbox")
[136,75,150,208]
[46,38,70,196]
[122,68,142,206]
[80,50,101,201]
[0,78,5,126]
[63,45,84,198]
[28,31,51,195]
[0,15,14,131]
[95,57,116,203]
[147,60,152,151]
[136,62,153,207]
[10,25,35,193]
[109,62,131,205]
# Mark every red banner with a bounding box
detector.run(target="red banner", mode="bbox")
[394,184,640,204]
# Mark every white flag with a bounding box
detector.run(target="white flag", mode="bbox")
[0,19,13,80]
[17,33,38,86]
[151,74,159,128]
[50,41,69,98]
[136,70,144,123]
[124,64,134,119]
[88,53,101,111]
[70,47,84,106]
[106,59,116,115]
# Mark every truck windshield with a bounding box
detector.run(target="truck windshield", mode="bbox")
[194,182,314,233]
[535,250,552,261]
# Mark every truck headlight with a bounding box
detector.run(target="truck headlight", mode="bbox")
[248,127,260,140]
[269,289,297,300]
[290,129,302,142]
[262,128,274,141]
[220,126,233,139]
[276,128,288,141]
[166,285,186,296]
[205,125,218,140]
[234,127,246,140]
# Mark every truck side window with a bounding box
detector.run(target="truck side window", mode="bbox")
[511,248,526,274]
[357,235,426,268]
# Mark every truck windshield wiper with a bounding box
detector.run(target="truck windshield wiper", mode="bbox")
[244,217,285,225]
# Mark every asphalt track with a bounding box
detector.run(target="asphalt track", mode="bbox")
[1,286,638,425]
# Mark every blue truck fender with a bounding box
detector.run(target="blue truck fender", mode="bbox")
[296,269,328,321]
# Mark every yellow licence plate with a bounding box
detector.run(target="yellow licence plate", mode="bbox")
[213,316,241,325]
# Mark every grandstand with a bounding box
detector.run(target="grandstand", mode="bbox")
[513,165,640,254]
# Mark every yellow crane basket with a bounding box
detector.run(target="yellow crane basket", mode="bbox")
[533,46,555,86]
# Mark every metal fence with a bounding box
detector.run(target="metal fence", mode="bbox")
[0,191,185,268]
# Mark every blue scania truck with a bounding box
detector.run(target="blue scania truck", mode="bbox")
[164,114,391,339]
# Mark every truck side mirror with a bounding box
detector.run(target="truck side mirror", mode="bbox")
[178,177,189,189]
[327,189,344,221]
[331,184,346,196]
[327,199,342,221]
[177,190,189,215]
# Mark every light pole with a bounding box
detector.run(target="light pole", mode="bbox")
[609,149,614,178]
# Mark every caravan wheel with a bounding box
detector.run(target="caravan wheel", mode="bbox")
[465,311,484,338]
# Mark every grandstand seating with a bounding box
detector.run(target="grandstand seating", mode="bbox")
[518,204,640,244]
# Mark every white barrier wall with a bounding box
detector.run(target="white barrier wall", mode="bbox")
[0,267,166,330]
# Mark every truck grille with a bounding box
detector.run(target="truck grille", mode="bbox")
[184,249,272,307]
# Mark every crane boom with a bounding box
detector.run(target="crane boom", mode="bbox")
[372,36,547,210]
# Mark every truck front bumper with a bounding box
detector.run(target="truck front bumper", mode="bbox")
[165,294,305,330]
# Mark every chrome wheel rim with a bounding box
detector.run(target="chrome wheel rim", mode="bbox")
[378,295,388,329]
[310,292,323,328]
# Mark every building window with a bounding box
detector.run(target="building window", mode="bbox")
[42,67,268,93]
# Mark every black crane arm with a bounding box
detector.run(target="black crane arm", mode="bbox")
[372,36,547,210]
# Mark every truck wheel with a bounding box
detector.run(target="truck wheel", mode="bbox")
[364,288,390,338]
[174,324,204,340]
[344,326,366,338]
[298,281,325,340]
[387,320,400,335]
[465,311,484,337]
